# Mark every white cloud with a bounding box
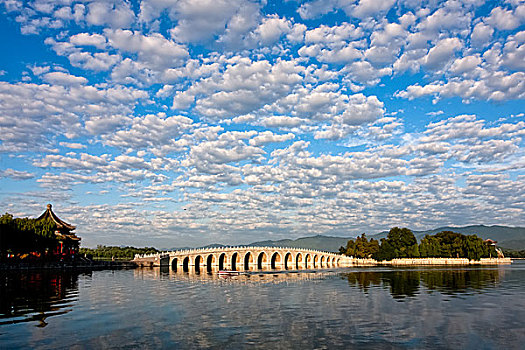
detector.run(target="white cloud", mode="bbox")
[423,37,463,70]
[0,169,35,180]
[86,0,135,28]
[42,71,88,85]
[352,0,395,19]
[417,4,473,36]
[449,55,481,75]
[344,60,392,84]
[0,81,147,152]
[502,31,525,71]
[105,29,189,69]
[396,70,525,102]
[102,113,194,155]
[485,6,523,31]
[426,110,444,117]
[262,116,304,127]
[304,23,363,44]
[251,15,292,45]
[68,51,122,71]
[69,33,107,49]
[34,153,109,170]
[470,22,494,48]
[59,142,87,149]
[143,0,263,46]
[184,58,304,120]
[297,0,352,20]
[249,131,295,146]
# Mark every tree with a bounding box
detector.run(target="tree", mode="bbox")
[374,238,395,261]
[79,246,159,260]
[0,212,58,260]
[384,227,419,259]
[368,238,380,258]
[343,239,356,257]
[418,231,497,261]
[419,235,441,258]
[340,234,379,258]
[464,235,485,261]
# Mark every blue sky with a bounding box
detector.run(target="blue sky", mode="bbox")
[0,0,523,248]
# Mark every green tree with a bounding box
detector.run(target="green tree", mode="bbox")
[385,227,419,258]
[419,235,441,258]
[418,231,497,261]
[344,239,356,256]
[0,212,58,260]
[340,234,379,258]
[79,245,159,260]
[374,238,395,261]
[368,238,380,258]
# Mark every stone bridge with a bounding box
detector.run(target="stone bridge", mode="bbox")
[133,246,352,272]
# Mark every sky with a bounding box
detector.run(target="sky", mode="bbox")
[0,0,523,249]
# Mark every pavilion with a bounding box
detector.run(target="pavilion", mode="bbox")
[37,204,80,258]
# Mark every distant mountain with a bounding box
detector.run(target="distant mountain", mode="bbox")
[251,225,525,252]
[249,235,352,253]
[165,243,228,251]
[164,225,525,252]
[408,225,523,250]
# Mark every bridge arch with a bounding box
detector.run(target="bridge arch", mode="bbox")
[284,252,292,269]
[305,254,311,269]
[257,251,268,270]
[231,252,240,271]
[218,253,226,270]
[320,256,325,267]
[296,253,303,269]
[313,255,318,268]
[183,257,190,272]
[171,258,178,271]
[195,255,204,273]
[271,252,282,269]
[206,254,215,273]
[244,251,254,271]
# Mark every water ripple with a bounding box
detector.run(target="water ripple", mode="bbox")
[1,263,525,349]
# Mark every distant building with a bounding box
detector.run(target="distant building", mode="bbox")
[37,204,80,258]
[484,239,497,245]
[484,239,505,258]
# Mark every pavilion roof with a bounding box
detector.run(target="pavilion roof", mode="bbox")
[37,204,76,231]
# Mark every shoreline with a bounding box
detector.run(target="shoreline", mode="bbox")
[0,261,138,271]
[350,257,512,266]
[1,257,513,271]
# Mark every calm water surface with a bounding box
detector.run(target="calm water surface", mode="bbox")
[1,261,525,349]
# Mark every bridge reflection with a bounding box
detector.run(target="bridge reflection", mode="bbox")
[133,265,506,298]
[134,267,341,285]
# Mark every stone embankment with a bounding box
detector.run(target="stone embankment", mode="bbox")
[352,257,512,266]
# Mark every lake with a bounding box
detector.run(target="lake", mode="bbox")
[1,261,524,349]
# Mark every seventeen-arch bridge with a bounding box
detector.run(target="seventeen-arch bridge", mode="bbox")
[133,246,352,272]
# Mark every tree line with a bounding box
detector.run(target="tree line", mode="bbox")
[339,227,497,261]
[0,213,58,260]
[501,249,525,258]
[0,212,159,261]
[79,245,159,260]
